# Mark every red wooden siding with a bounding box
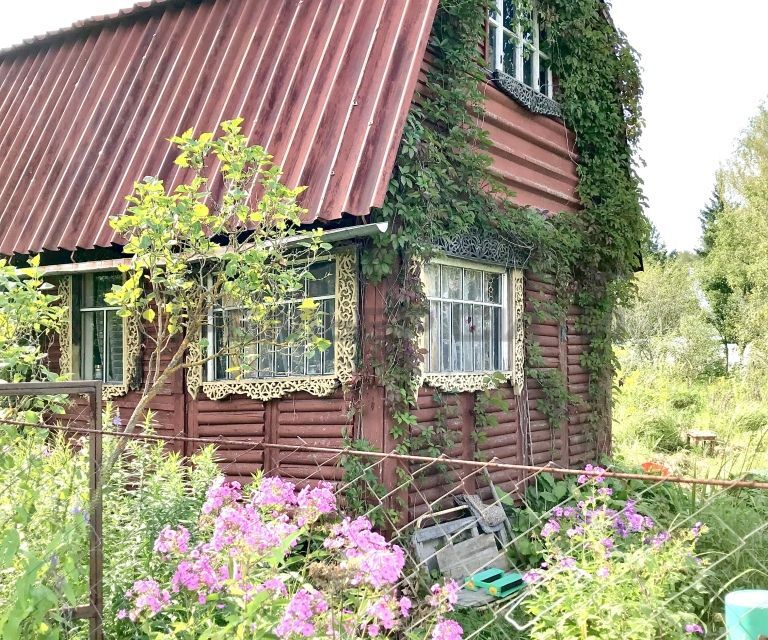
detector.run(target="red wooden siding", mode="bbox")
[0,0,438,256]
[482,84,580,213]
[566,305,598,465]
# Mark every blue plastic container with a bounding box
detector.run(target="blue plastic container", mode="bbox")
[725,590,768,639]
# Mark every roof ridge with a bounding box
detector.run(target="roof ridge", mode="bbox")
[0,0,196,57]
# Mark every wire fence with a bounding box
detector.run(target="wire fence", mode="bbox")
[1,387,768,638]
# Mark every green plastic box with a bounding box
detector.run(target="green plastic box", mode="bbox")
[725,590,768,639]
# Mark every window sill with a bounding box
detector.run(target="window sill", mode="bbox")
[489,70,562,120]
[198,375,341,402]
[422,371,519,394]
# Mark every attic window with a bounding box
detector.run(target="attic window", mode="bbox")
[488,1,553,99]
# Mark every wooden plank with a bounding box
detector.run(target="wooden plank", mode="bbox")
[436,534,508,580]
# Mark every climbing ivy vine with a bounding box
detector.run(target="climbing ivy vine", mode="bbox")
[360,0,647,456]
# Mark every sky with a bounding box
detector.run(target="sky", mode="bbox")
[1,1,767,253]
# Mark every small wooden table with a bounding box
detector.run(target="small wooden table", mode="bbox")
[686,430,717,454]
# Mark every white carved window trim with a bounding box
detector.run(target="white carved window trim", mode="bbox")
[419,257,525,395]
[186,250,358,402]
[56,274,141,401]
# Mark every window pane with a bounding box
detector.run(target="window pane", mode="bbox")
[441,266,462,299]
[83,272,121,308]
[425,263,440,298]
[81,311,103,380]
[473,304,485,371]
[523,48,534,87]
[463,303,474,371]
[502,0,515,30]
[485,273,501,303]
[307,261,335,298]
[440,302,451,371]
[539,63,550,95]
[491,307,502,370]
[502,33,517,77]
[451,302,463,370]
[464,268,483,301]
[105,310,124,383]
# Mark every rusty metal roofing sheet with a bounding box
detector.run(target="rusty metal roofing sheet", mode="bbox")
[0,0,438,255]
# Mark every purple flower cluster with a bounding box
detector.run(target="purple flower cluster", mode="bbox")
[685,623,704,635]
[275,588,328,638]
[577,463,606,485]
[365,594,412,636]
[324,516,406,588]
[121,475,463,639]
[118,579,170,622]
[427,580,460,610]
[614,500,656,539]
[202,477,242,514]
[431,618,463,640]
[154,525,190,557]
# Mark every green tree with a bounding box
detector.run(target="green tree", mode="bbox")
[701,105,768,363]
[698,180,725,258]
[0,256,63,383]
[105,119,329,451]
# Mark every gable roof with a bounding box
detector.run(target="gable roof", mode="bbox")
[0,0,438,255]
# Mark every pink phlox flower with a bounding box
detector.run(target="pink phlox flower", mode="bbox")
[208,504,298,556]
[685,623,704,634]
[153,525,190,557]
[367,624,381,637]
[251,476,298,510]
[171,556,221,595]
[431,618,464,640]
[353,544,405,588]
[275,588,328,638]
[577,463,606,485]
[399,596,412,617]
[427,580,460,611]
[202,478,241,515]
[596,566,610,578]
[296,482,337,526]
[651,531,670,547]
[257,577,288,596]
[124,578,171,621]
[367,595,399,630]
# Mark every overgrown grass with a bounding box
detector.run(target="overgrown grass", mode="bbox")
[614,366,768,477]
[613,364,768,633]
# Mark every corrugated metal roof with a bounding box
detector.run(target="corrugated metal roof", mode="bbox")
[0,0,438,255]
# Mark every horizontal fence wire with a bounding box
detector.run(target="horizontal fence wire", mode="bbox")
[1,407,767,639]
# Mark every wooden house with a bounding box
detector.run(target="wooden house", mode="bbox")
[0,0,614,517]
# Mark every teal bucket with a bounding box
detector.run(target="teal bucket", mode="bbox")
[725,590,768,639]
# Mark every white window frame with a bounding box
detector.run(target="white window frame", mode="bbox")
[420,257,525,394]
[489,0,554,99]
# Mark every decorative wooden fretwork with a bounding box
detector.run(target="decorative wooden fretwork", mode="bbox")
[431,226,533,270]
[491,70,562,119]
